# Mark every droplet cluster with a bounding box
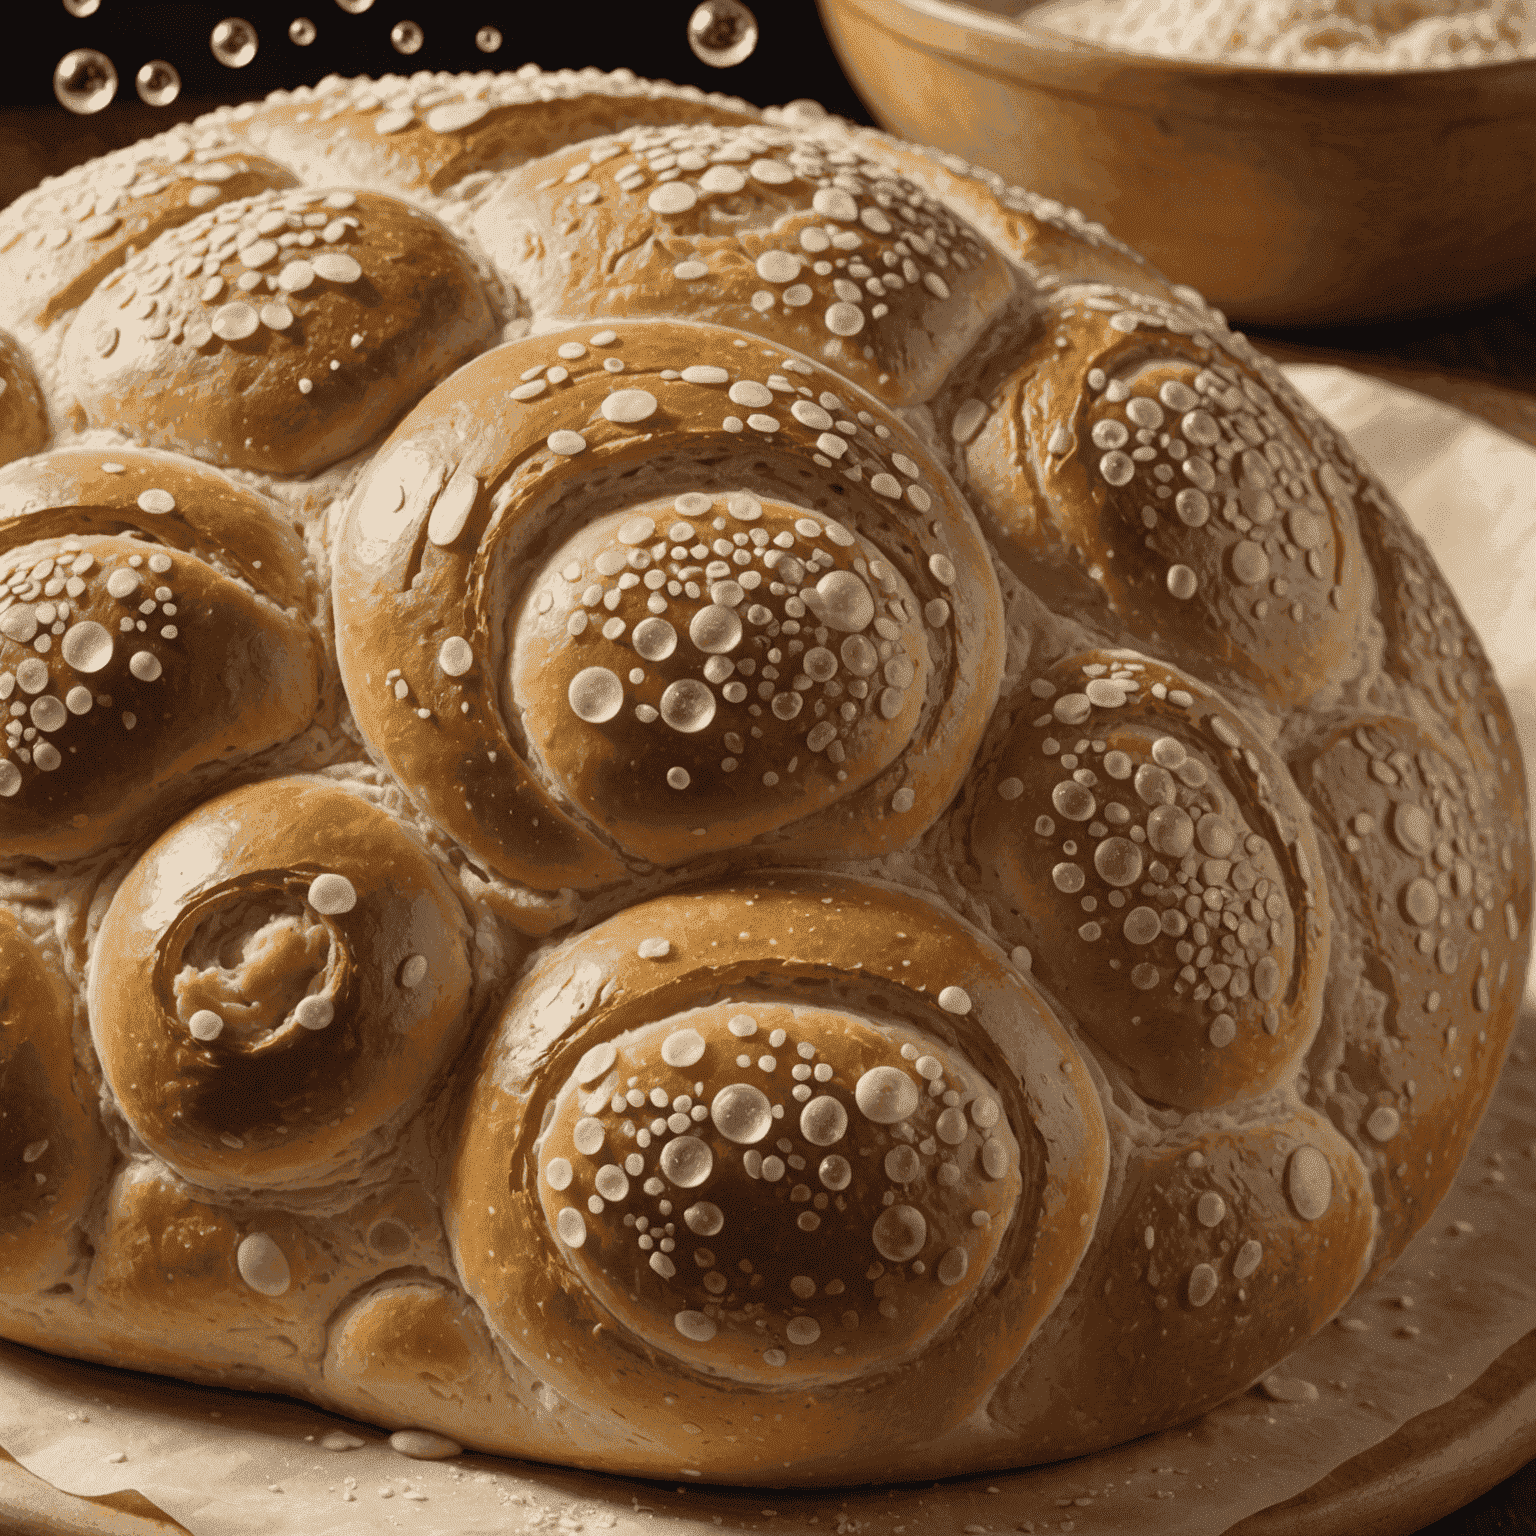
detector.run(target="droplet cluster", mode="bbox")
[1065,350,1349,620]
[535,1001,1020,1384]
[488,118,1006,400]
[0,523,187,795]
[76,186,365,360]
[1300,715,1526,1170]
[1007,659,1292,1048]
[530,491,930,800]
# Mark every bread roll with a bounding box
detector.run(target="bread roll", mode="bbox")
[0,66,1526,1490]
[832,129,1186,304]
[0,123,296,333]
[1294,712,1529,1284]
[448,872,1107,1482]
[986,1104,1377,1461]
[968,649,1329,1109]
[959,289,1369,707]
[473,120,1015,408]
[0,911,111,1296]
[0,331,48,469]
[59,188,497,476]
[0,448,320,861]
[333,317,1004,891]
[233,69,763,197]
[88,776,475,1192]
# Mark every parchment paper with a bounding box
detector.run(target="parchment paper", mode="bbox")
[2,364,1534,1536]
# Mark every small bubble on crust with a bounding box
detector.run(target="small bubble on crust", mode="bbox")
[307,872,357,915]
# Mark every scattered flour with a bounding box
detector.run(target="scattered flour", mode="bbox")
[1029,0,1536,68]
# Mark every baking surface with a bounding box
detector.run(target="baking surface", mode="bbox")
[0,362,1533,1534]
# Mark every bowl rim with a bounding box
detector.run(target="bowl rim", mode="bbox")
[823,0,1536,90]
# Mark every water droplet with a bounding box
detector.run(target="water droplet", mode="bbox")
[854,1066,919,1124]
[390,18,423,52]
[135,60,180,107]
[660,678,716,733]
[53,49,117,114]
[210,17,259,67]
[872,1204,926,1262]
[710,1082,773,1144]
[475,24,501,51]
[687,0,758,66]
[660,1136,714,1188]
[62,0,101,16]
[334,0,374,11]
[568,667,624,724]
[289,16,317,44]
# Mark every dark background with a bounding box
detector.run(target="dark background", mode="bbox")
[0,0,875,210]
[13,1,875,117]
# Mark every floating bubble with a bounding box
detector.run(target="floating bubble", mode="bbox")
[53,49,117,114]
[390,19,423,52]
[135,60,180,107]
[289,16,317,44]
[687,0,757,67]
[211,17,259,67]
[475,24,501,52]
[62,0,101,16]
[335,0,374,11]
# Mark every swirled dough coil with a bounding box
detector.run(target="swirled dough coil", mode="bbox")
[333,318,1004,893]
[449,872,1107,1482]
[88,776,475,1192]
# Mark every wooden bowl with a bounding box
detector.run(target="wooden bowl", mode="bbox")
[816,0,1536,326]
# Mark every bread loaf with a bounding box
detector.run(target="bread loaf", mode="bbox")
[0,65,1527,1487]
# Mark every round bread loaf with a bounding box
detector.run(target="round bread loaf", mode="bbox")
[0,64,1527,1488]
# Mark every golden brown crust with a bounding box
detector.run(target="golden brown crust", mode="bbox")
[961,292,1371,708]
[473,121,1015,408]
[991,1104,1376,1462]
[1293,714,1532,1283]
[0,65,1526,1488]
[233,71,763,197]
[321,1279,577,1457]
[0,128,298,333]
[970,650,1329,1110]
[448,871,1108,1483]
[0,332,49,470]
[0,912,112,1296]
[83,1162,355,1386]
[333,317,1004,895]
[88,776,475,1192]
[1350,466,1531,832]
[832,128,1185,302]
[58,188,497,478]
[0,449,320,863]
